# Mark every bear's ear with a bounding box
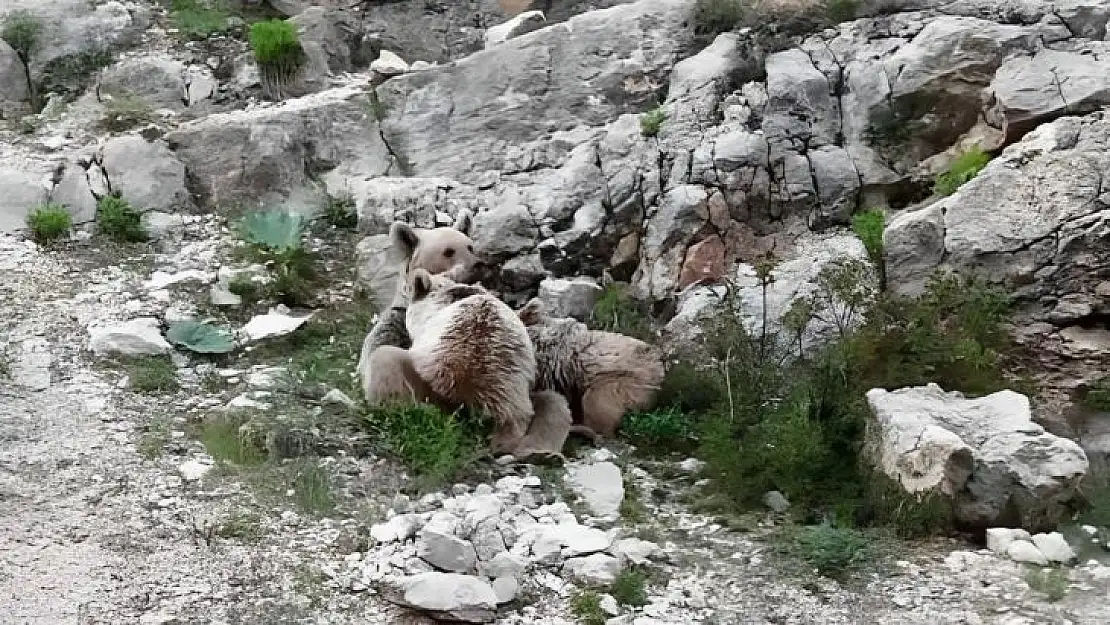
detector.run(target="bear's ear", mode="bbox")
[410,268,434,300]
[452,209,473,235]
[517,298,545,326]
[390,222,421,261]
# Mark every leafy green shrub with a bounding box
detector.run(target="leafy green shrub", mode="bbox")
[25,203,72,244]
[1,10,41,61]
[569,590,606,625]
[610,568,649,607]
[249,19,305,99]
[934,146,991,197]
[851,208,885,268]
[166,320,237,354]
[640,105,667,138]
[787,522,874,579]
[825,0,860,23]
[170,0,229,40]
[363,403,481,488]
[127,356,180,394]
[96,194,147,242]
[228,276,265,304]
[237,209,320,307]
[693,0,747,38]
[323,194,358,230]
[621,407,693,451]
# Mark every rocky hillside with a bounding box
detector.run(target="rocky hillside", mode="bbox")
[4,0,1110,623]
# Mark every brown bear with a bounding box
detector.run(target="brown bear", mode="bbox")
[357,214,484,403]
[516,297,666,439]
[385,268,537,455]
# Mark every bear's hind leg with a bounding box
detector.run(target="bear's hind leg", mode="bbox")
[487,390,534,457]
[510,391,572,463]
[363,346,437,406]
[580,382,629,439]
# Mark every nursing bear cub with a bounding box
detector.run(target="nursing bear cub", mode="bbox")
[517,298,666,439]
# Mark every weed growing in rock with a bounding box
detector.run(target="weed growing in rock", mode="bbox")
[25,204,72,244]
[138,414,173,460]
[200,414,267,467]
[786,522,875,579]
[693,0,747,39]
[288,458,335,516]
[569,589,606,625]
[825,0,860,23]
[1024,567,1068,602]
[1078,377,1110,412]
[97,194,148,243]
[851,208,884,271]
[322,194,358,230]
[610,568,649,607]
[249,18,305,100]
[362,402,482,490]
[127,356,180,394]
[98,92,155,132]
[934,146,991,197]
[170,0,230,40]
[620,478,648,524]
[215,510,264,542]
[590,282,655,341]
[620,407,693,452]
[640,105,667,138]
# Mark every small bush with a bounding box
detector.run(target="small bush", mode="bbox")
[170,0,229,41]
[569,590,606,625]
[621,407,693,451]
[1,9,42,62]
[693,0,747,38]
[788,522,874,579]
[228,276,265,304]
[825,0,860,23]
[363,403,481,488]
[97,194,147,243]
[934,146,991,197]
[25,203,72,244]
[249,19,305,99]
[640,105,667,138]
[237,209,320,307]
[1024,567,1068,602]
[610,568,648,607]
[127,356,180,394]
[851,209,885,269]
[323,194,358,230]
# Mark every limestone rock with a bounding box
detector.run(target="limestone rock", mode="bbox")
[563,553,622,586]
[1031,532,1077,564]
[986,527,1032,555]
[417,526,478,573]
[865,384,1088,531]
[100,137,192,214]
[88,318,172,357]
[396,572,498,623]
[241,312,312,343]
[484,10,547,48]
[536,277,603,321]
[1007,540,1049,566]
[370,50,409,77]
[565,461,624,519]
[98,54,187,110]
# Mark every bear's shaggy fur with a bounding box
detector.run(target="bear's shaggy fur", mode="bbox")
[357,214,483,402]
[404,269,537,455]
[517,298,666,438]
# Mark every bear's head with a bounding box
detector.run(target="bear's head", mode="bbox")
[406,268,493,335]
[517,298,584,335]
[390,211,483,284]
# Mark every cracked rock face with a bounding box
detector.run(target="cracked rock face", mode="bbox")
[865,384,1089,531]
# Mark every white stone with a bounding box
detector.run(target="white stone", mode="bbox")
[13,338,51,390]
[492,576,518,604]
[241,311,312,342]
[612,538,659,566]
[478,552,527,581]
[417,526,478,573]
[89,317,172,356]
[566,461,624,519]
[600,594,620,616]
[1031,532,1077,564]
[399,572,497,622]
[563,552,622,586]
[986,527,1032,554]
[371,514,422,543]
[177,459,212,482]
[371,50,409,77]
[1006,540,1048,566]
[484,10,547,48]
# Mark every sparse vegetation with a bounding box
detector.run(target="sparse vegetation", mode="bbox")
[249,18,305,100]
[25,204,72,244]
[610,568,649,607]
[620,479,648,524]
[38,49,114,104]
[620,407,693,452]
[97,194,148,243]
[200,414,268,467]
[934,146,992,197]
[1,9,41,109]
[170,0,230,40]
[98,92,155,132]
[851,208,885,274]
[640,105,667,138]
[693,0,747,39]
[1024,567,1068,602]
[786,522,876,580]
[590,282,654,342]
[322,194,358,230]
[126,356,180,394]
[288,458,335,516]
[825,0,860,23]
[215,510,264,542]
[569,589,606,625]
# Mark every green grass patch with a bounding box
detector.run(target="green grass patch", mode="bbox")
[361,402,484,490]
[610,568,649,607]
[782,522,878,580]
[199,414,268,467]
[620,407,694,453]
[590,282,655,342]
[287,458,335,516]
[126,356,180,394]
[98,92,154,132]
[235,209,321,307]
[215,510,264,542]
[569,589,606,625]
[249,18,304,98]
[25,203,72,244]
[170,0,230,40]
[825,0,860,23]
[97,193,147,243]
[640,105,666,138]
[934,146,992,197]
[322,193,358,230]
[851,208,885,270]
[1024,567,1068,602]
